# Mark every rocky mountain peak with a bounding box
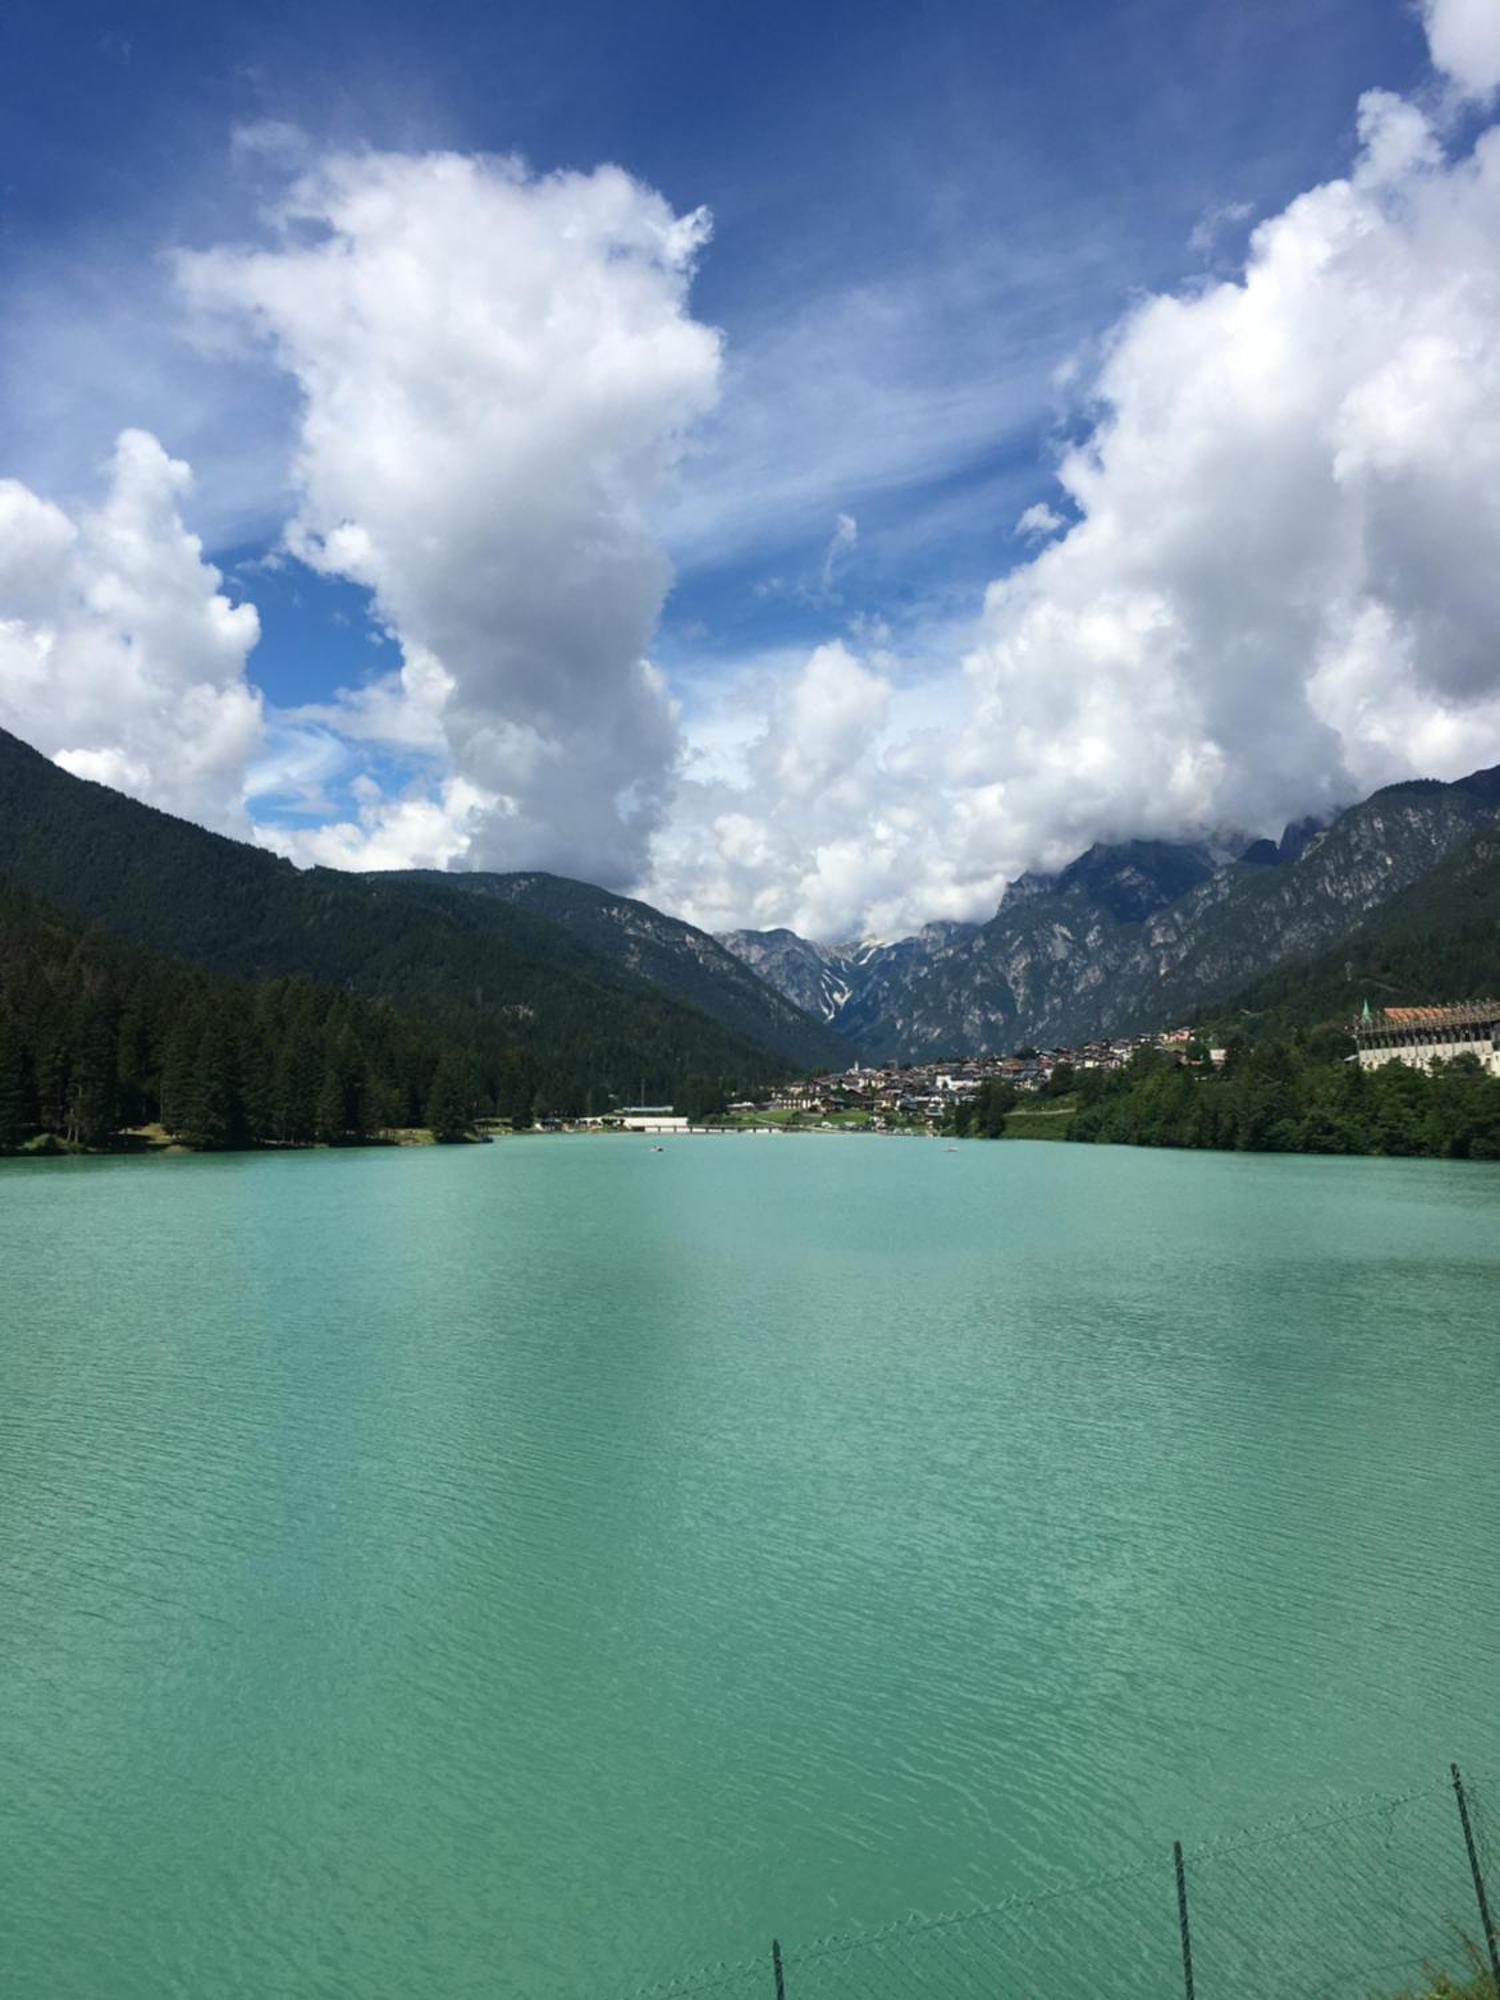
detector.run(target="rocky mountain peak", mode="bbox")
[718,768,1500,1061]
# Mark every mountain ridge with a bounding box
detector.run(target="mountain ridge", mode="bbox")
[0,726,834,1099]
[386,868,846,1070]
[8,722,1498,1074]
[721,768,1500,1058]
[1205,811,1500,1036]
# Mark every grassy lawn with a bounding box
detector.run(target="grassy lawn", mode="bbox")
[1005,1103,1077,1140]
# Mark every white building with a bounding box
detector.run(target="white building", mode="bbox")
[617,1107,691,1132]
[1354,1002,1500,1077]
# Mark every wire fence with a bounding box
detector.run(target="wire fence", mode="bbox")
[615,1764,1499,2000]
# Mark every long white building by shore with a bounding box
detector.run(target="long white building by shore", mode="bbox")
[1353,1001,1500,1076]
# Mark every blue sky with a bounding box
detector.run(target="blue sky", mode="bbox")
[2,0,1431,629]
[3,0,1498,936]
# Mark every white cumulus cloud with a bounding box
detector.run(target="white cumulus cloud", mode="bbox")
[10,39,1500,948]
[257,769,499,873]
[0,430,263,828]
[654,83,1500,939]
[180,148,721,885]
[954,88,1500,859]
[1423,0,1500,100]
[647,640,974,940]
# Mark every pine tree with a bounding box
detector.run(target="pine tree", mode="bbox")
[66,1009,119,1147]
[160,1017,198,1136]
[496,1055,533,1129]
[277,1037,323,1144]
[0,877,495,1154]
[315,1064,348,1144]
[0,1012,29,1152]
[186,1014,242,1149]
[34,1031,68,1139]
[425,1057,469,1142]
[115,1001,152,1127]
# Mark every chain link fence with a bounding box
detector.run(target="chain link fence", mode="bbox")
[614,1764,1499,2000]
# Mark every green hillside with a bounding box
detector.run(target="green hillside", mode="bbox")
[1063,1037,1500,1159]
[1205,815,1500,1036]
[385,868,847,1070]
[0,878,454,1150]
[0,728,808,1112]
[1040,814,1500,1164]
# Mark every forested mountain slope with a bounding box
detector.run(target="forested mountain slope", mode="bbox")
[0,728,808,1107]
[1207,816,1500,1036]
[0,878,455,1149]
[1064,1036,1500,1160]
[388,868,845,1070]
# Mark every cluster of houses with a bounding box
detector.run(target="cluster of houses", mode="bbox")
[542,1005,1500,1139]
[740,1029,1226,1125]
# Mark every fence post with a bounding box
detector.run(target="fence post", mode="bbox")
[1451,1764,1500,1995]
[1173,1841,1196,2000]
[771,1937,786,2000]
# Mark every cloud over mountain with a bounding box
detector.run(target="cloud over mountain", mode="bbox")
[5,11,1500,945]
[180,149,720,887]
[0,430,262,829]
[650,74,1500,937]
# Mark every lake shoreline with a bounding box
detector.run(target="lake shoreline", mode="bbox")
[0,1123,490,1161]
[10,1109,1500,1168]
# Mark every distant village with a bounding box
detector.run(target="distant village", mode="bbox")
[732,1028,1229,1128]
[749,1002,1500,1127]
[552,1002,1500,1136]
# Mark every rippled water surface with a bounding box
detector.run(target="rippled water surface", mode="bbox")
[2,1136,1498,1996]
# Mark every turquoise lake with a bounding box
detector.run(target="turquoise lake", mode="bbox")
[2,1135,1498,1997]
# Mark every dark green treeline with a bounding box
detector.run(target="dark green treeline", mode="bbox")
[1064,1038,1500,1160]
[0,727,813,1106]
[0,880,779,1152]
[0,882,468,1152]
[946,1078,1023,1138]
